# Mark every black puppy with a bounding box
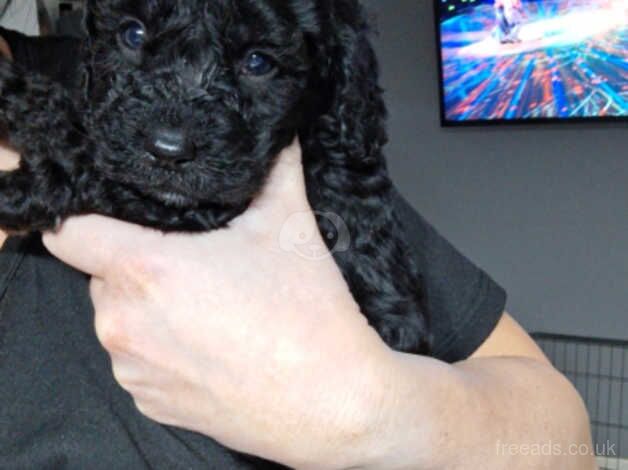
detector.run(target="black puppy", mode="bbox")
[0,0,430,355]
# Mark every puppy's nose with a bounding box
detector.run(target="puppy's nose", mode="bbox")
[145,127,195,163]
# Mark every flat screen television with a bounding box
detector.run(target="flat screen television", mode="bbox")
[435,0,627,125]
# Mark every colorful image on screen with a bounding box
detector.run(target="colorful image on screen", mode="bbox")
[436,0,627,123]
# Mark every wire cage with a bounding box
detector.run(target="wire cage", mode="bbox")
[532,333,628,470]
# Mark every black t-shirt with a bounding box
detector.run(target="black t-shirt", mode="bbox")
[0,30,506,468]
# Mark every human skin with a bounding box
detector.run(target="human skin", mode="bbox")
[34,140,596,469]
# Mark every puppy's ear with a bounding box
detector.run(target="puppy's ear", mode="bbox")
[301,0,387,171]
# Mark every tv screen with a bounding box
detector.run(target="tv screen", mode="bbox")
[435,0,627,125]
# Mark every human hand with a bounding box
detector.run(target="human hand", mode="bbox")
[43,139,398,468]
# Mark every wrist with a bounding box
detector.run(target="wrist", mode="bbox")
[288,341,400,470]
[351,351,468,470]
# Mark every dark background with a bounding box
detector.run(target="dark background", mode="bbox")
[363,0,627,339]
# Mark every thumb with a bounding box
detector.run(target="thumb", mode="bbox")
[230,138,312,233]
[42,214,163,278]
[252,138,308,212]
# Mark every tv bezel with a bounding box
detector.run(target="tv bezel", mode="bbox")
[433,0,628,127]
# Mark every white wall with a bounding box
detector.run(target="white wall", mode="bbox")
[42,0,59,22]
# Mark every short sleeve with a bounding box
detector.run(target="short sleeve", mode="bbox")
[392,189,507,363]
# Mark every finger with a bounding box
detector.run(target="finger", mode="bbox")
[42,214,163,278]
[230,138,311,233]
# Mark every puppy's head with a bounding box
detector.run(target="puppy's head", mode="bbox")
[83,0,386,215]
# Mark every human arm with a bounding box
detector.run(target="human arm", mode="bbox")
[359,312,597,469]
[42,141,596,469]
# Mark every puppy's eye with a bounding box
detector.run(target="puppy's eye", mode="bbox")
[242,52,275,77]
[119,20,147,50]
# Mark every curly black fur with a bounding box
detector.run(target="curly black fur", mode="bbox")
[0,1,430,360]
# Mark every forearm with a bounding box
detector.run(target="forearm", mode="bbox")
[353,354,596,470]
